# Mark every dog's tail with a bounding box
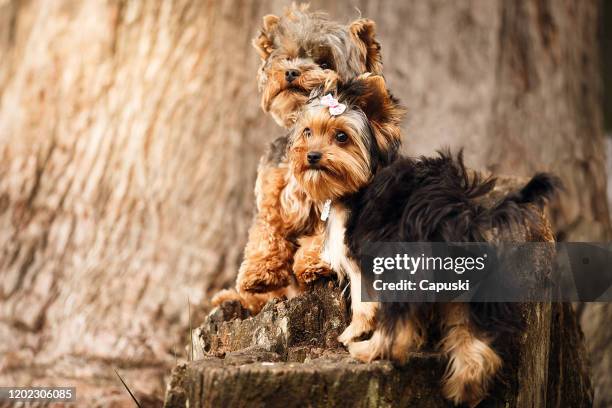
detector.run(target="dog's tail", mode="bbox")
[481,173,562,232]
[507,173,562,208]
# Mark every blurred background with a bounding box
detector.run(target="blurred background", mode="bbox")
[0,0,610,406]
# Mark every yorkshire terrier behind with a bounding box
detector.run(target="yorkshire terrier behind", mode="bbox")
[254,4,383,128]
[214,4,385,313]
[288,75,559,406]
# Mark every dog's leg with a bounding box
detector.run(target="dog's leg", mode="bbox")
[338,259,378,346]
[439,303,501,407]
[237,165,297,294]
[293,228,332,284]
[211,288,267,314]
[349,315,426,363]
[237,218,295,293]
[212,284,302,315]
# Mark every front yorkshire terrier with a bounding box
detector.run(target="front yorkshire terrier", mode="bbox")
[214,4,386,312]
[288,73,403,350]
[289,75,559,407]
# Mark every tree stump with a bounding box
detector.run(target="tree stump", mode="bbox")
[163,281,592,408]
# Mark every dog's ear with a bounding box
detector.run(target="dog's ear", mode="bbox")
[253,14,280,60]
[349,19,382,74]
[355,75,404,159]
[356,75,402,125]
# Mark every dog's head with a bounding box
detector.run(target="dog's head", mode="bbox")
[253,4,383,128]
[288,75,404,201]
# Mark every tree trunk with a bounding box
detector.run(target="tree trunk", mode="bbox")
[0,0,606,405]
[0,0,279,404]
[580,303,612,407]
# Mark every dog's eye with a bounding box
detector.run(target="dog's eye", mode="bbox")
[320,62,330,69]
[303,128,312,138]
[335,132,348,143]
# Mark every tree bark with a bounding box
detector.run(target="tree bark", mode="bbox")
[0,0,280,404]
[580,303,612,407]
[0,0,606,405]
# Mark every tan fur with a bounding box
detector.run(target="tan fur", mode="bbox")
[349,19,383,77]
[389,317,428,362]
[253,4,383,127]
[347,328,388,362]
[278,175,313,233]
[439,303,502,407]
[211,288,274,315]
[261,65,338,127]
[253,14,281,59]
[353,75,405,155]
[337,297,378,346]
[289,107,373,201]
[349,317,426,363]
[237,165,308,294]
[211,286,302,315]
[293,227,332,284]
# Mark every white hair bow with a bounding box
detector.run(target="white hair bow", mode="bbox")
[320,94,346,116]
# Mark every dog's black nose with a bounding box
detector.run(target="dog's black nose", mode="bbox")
[307,151,322,164]
[285,69,301,83]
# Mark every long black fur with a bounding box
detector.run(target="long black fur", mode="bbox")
[343,150,559,341]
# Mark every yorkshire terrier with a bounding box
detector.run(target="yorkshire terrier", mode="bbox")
[213,4,385,313]
[288,74,559,406]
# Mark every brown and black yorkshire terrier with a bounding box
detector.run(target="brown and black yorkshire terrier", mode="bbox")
[288,74,559,406]
[213,4,385,312]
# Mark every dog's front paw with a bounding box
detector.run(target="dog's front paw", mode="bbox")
[293,260,332,284]
[238,260,291,294]
[348,335,382,363]
[338,320,372,347]
[211,288,242,307]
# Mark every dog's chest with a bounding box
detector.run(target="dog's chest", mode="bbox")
[321,204,351,281]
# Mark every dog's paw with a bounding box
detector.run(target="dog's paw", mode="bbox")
[237,254,292,293]
[442,338,501,407]
[442,372,488,408]
[238,266,290,293]
[348,337,381,362]
[338,320,371,347]
[293,261,332,284]
[211,289,242,307]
